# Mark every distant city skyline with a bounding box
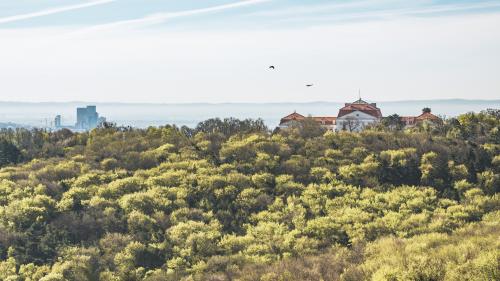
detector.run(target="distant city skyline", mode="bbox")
[1,99,499,130]
[52,105,107,131]
[0,0,499,102]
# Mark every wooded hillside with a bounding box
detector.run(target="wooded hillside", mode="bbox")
[0,111,498,281]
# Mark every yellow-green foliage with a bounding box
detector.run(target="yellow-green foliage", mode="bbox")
[0,113,498,281]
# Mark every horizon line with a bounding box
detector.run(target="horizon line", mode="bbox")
[0,98,499,106]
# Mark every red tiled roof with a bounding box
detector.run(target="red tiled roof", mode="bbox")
[280,112,306,125]
[312,116,337,125]
[400,116,415,121]
[338,102,382,118]
[400,116,416,125]
[400,112,441,125]
[416,112,441,121]
[280,112,336,126]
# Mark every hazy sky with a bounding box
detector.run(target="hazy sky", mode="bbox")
[0,0,499,103]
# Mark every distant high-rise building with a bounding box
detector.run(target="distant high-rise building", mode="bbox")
[76,105,100,130]
[76,108,87,129]
[54,115,61,128]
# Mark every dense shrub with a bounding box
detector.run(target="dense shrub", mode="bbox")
[0,111,498,280]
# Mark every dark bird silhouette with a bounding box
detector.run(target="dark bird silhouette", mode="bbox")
[306,84,314,87]
[269,66,275,69]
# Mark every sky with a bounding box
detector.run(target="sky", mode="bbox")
[0,0,499,103]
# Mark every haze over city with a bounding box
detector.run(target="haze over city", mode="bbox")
[1,0,499,103]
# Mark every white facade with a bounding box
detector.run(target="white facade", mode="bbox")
[279,120,300,129]
[318,123,336,131]
[335,110,379,132]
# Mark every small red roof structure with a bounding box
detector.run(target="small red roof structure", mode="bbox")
[312,116,337,125]
[279,112,336,127]
[279,112,305,125]
[400,109,442,126]
[400,116,417,126]
[416,111,441,122]
[337,99,383,118]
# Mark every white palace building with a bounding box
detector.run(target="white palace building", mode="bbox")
[279,98,441,132]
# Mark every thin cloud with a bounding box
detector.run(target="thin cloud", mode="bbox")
[0,0,117,24]
[71,0,272,35]
[254,0,500,23]
[249,0,395,18]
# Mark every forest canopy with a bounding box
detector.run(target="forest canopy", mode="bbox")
[0,110,499,281]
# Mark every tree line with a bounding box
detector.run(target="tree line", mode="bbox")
[0,110,498,280]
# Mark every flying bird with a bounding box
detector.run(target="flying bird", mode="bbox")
[269,66,275,69]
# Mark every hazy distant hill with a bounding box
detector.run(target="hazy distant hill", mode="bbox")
[0,99,498,128]
[0,122,30,129]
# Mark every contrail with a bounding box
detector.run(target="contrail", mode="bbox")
[72,0,272,35]
[0,0,117,24]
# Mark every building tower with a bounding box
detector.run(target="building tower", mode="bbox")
[76,105,100,130]
[54,115,61,128]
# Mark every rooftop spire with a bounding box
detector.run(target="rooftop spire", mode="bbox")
[353,89,368,104]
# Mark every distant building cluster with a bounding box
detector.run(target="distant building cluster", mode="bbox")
[76,105,106,130]
[54,105,106,131]
[279,98,442,132]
